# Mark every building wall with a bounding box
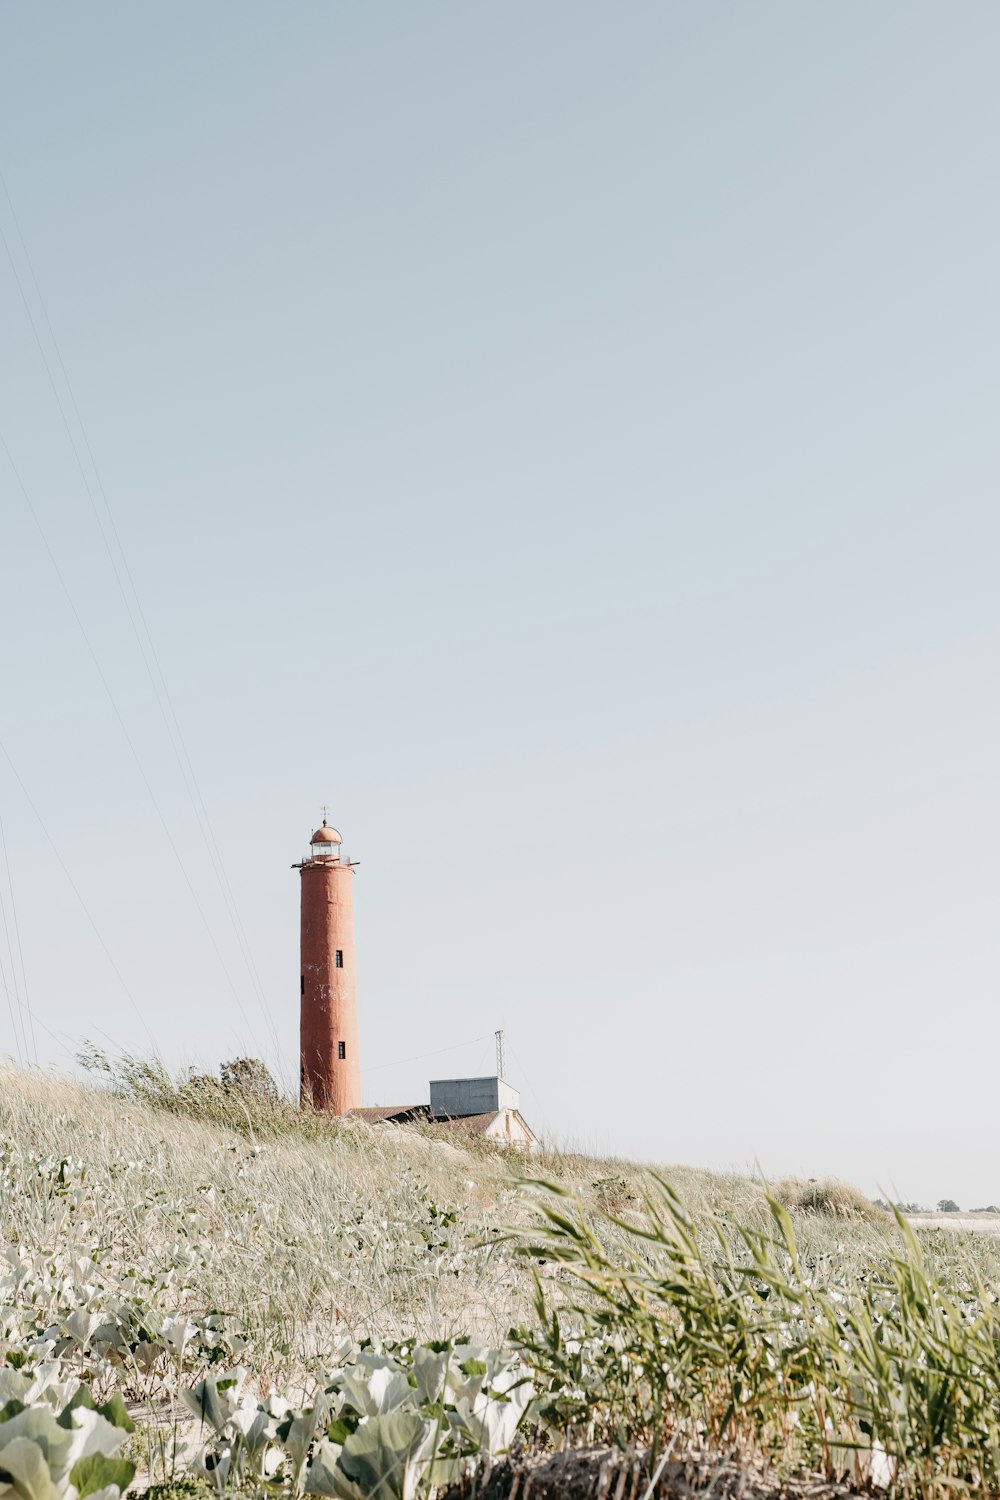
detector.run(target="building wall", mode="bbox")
[300,859,361,1113]
[484,1109,539,1151]
[429,1076,519,1118]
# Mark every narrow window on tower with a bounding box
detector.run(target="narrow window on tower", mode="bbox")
[300,975,304,996]
[337,1041,346,1060]
[335,950,343,968]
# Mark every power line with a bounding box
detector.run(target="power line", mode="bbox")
[0,826,27,1064]
[506,1041,548,1137]
[362,1032,493,1075]
[0,738,156,1049]
[0,814,36,1064]
[0,169,277,1055]
[0,901,26,1066]
[15,1003,78,1062]
[0,429,263,1052]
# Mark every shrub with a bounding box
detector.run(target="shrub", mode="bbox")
[78,1044,306,1140]
[219,1056,279,1100]
[772,1175,887,1221]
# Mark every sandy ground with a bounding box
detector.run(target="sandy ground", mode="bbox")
[907,1212,1000,1235]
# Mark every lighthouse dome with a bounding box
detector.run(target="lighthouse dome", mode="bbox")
[310,821,342,846]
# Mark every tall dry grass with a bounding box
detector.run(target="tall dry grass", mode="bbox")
[0,1064,529,1382]
[12,1061,1000,1495]
[0,1060,902,1385]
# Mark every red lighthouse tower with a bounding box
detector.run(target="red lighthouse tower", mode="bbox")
[294,816,362,1113]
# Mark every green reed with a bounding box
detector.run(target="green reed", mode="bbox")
[514,1177,1000,1496]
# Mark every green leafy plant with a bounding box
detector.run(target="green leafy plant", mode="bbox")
[180,1340,531,1499]
[0,1368,135,1500]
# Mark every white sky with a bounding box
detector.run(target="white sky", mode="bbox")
[2,3,999,1208]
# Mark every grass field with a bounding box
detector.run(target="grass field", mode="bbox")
[4,1060,1000,1498]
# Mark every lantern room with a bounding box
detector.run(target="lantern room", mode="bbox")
[309,821,342,860]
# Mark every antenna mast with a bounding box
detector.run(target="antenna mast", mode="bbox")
[495,1028,507,1080]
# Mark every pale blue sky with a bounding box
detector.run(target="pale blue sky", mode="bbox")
[2,4,1000,1206]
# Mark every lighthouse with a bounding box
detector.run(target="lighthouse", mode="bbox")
[294,816,362,1113]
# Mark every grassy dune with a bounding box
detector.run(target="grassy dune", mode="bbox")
[3,1063,531,1368]
[5,1062,1000,1497]
[0,1061,891,1374]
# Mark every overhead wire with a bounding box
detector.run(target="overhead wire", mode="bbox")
[0,900,26,1066]
[0,821,27,1064]
[0,813,36,1063]
[0,737,157,1048]
[0,970,25,1065]
[13,1000,78,1062]
[0,429,261,1051]
[506,1041,548,1137]
[0,169,278,1057]
[362,1032,493,1075]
